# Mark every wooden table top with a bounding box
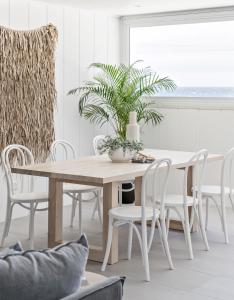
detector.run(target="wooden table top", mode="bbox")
[12,149,223,185]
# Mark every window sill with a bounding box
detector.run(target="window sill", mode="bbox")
[151,97,234,110]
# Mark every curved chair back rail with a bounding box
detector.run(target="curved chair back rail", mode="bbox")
[183,149,208,205]
[141,158,172,219]
[50,139,77,161]
[221,147,234,196]
[93,135,106,155]
[1,144,35,197]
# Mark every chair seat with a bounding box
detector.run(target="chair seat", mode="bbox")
[200,185,230,196]
[11,192,48,202]
[63,183,99,193]
[109,206,158,221]
[158,194,197,207]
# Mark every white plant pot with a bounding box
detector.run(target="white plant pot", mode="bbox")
[109,148,134,163]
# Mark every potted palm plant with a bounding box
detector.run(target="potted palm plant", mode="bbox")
[69,61,176,162]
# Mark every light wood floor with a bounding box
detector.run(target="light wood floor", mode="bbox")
[1,203,234,300]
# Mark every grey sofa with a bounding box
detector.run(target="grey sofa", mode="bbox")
[0,238,125,300]
[61,276,125,300]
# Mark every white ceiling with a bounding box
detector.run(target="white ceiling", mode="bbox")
[38,0,234,15]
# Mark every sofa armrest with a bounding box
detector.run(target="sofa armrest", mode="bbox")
[61,276,125,300]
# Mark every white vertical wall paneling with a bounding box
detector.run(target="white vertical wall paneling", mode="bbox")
[0,0,10,26]
[47,4,64,142]
[28,1,47,28]
[79,10,95,156]
[143,108,234,199]
[93,13,109,138]
[107,17,120,66]
[9,0,29,29]
[106,16,120,136]
[63,7,80,154]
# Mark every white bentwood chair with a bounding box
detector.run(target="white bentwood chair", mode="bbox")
[200,147,234,244]
[1,144,48,249]
[163,149,209,260]
[93,135,135,206]
[101,158,174,282]
[50,140,102,236]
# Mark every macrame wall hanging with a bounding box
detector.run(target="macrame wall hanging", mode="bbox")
[0,24,58,162]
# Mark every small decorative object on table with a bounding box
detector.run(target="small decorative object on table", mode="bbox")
[98,136,143,163]
[132,152,155,164]
[126,111,140,142]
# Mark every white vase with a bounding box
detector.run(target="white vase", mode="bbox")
[126,111,140,142]
[109,148,134,163]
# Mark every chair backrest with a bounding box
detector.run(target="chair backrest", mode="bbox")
[93,135,106,155]
[50,140,77,161]
[183,149,208,204]
[1,144,35,197]
[221,147,234,196]
[141,158,172,219]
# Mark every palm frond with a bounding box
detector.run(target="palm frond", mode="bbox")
[82,104,110,127]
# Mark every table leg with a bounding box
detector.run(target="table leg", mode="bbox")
[135,176,142,206]
[103,182,119,264]
[187,166,193,197]
[187,166,197,232]
[89,182,119,264]
[48,178,63,248]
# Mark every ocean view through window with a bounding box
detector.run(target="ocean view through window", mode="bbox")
[130,21,234,98]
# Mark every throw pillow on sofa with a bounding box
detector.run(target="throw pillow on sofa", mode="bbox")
[0,234,88,300]
[0,241,23,258]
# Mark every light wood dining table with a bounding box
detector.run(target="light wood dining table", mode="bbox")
[12,149,223,265]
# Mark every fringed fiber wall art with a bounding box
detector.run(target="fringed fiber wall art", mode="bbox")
[0,24,58,162]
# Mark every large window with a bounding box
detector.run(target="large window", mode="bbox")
[130,20,234,98]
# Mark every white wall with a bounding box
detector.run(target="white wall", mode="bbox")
[0,0,120,222]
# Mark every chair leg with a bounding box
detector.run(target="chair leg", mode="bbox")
[156,219,166,256]
[1,202,14,247]
[142,219,150,281]
[184,206,194,260]
[221,196,229,244]
[29,202,36,249]
[91,195,98,220]
[96,191,103,224]
[5,203,14,238]
[128,222,133,260]
[147,217,156,252]
[229,194,234,213]
[101,216,114,272]
[70,193,77,227]
[205,197,209,230]
[78,194,82,237]
[198,201,210,250]
[166,209,170,237]
[160,218,174,270]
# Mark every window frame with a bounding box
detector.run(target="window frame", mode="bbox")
[120,6,234,109]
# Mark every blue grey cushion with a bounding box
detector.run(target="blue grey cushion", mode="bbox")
[0,235,88,300]
[61,276,125,300]
[0,241,23,258]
